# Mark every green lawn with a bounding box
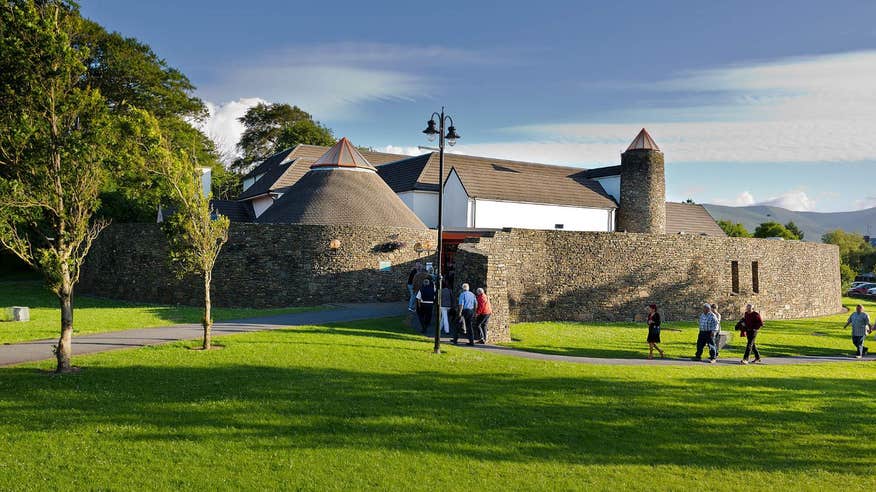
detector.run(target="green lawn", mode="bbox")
[507,298,868,360]
[1,316,874,490]
[0,280,323,344]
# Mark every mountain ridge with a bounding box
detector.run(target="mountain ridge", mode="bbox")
[702,204,876,241]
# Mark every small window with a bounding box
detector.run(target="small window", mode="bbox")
[555,224,564,230]
[731,261,740,294]
[751,261,760,293]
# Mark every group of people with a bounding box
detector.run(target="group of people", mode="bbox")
[648,301,876,363]
[646,302,765,364]
[406,262,493,345]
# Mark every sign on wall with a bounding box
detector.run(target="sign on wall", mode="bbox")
[378,260,391,271]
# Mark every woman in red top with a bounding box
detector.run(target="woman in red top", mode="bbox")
[474,288,492,344]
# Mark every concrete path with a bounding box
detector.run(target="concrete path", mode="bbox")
[0,302,405,367]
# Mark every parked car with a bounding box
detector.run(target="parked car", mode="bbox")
[867,287,876,295]
[848,283,876,295]
[850,281,868,289]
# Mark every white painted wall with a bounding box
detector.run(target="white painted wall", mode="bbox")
[442,170,472,228]
[472,199,614,231]
[250,195,274,218]
[593,175,620,202]
[397,191,439,228]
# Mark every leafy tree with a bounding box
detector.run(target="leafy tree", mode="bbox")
[784,221,804,240]
[840,263,856,288]
[134,111,230,350]
[275,119,336,151]
[233,103,336,173]
[0,0,117,372]
[717,220,751,237]
[683,198,696,204]
[822,229,876,275]
[753,221,797,240]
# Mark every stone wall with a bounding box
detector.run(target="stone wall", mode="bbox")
[454,229,842,342]
[79,223,436,308]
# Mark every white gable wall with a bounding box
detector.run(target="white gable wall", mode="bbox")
[443,170,472,228]
[397,191,439,228]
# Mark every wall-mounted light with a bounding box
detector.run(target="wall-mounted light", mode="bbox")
[329,239,341,250]
[414,241,432,253]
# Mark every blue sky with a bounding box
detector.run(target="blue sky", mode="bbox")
[82,0,876,212]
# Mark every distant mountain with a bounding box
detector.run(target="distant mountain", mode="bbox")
[702,204,876,241]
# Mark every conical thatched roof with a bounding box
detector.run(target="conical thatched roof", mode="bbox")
[258,139,427,229]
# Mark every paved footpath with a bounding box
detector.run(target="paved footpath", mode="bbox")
[3,304,874,367]
[0,302,405,367]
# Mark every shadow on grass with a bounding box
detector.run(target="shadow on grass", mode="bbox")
[2,331,875,475]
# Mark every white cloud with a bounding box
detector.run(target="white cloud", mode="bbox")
[493,50,876,165]
[379,145,426,157]
[713,190,816,211]
[194,97,267,163]
[854,196,876,211]
[198,42,482,122]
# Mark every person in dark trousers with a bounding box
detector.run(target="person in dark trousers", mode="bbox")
[843,304,872,358]
[415,278,435,334]
[693,303,719,363]
[710,303,722,357]
[453,283,477,345]
[474,288,492,344]
[740,303,764,364]
[406,262,422,312]
[646,304,665,359]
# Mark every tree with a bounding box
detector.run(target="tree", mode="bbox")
[232,103,337,173]
[275,119,336,150]
[0,0,116,372]
[717,220,751,237]
[822,229,876,275]
[784,221,804,240]
[753,221,797,240]
[134,111,230,350]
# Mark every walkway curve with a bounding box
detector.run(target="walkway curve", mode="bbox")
[0,302,406,367]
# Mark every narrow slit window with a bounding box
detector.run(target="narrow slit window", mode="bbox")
[731,261,740,294]
[751,261,760,293]
[555,224,564,230]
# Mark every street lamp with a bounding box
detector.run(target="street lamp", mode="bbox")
[422,107,460,354]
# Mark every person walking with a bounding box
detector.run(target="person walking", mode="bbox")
[453,283,477,345]
[646,304,665,359]
[693,303,719,363]
[415,278,436,334]
[843,304,872,358]
[710,303,722,358]
[439,284,453,335]
[407,262,422,312]
[740,303,764,364]
[474,288,492,344]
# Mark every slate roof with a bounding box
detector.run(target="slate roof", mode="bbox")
[239,144,408,200]
[377,152,617,209]
[257,140,426,229]
[665,202,726,236]
[211,199,254,222]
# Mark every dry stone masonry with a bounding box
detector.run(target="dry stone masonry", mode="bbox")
[80,224,436,308]
[454,229,842,342]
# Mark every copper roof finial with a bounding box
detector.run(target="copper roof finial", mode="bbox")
[310,137,377,171]
[626,128,661,152]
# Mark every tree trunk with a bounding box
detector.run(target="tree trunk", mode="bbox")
[56,289,74,373]
[202,271,212,350]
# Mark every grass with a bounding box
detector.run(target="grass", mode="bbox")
[0,279,323,344]
[1,316,875,490]
[506,298,869,360]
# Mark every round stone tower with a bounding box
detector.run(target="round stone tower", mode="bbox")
[617,128,666,234]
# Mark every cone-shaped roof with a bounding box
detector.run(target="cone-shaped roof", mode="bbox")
[258,138,427,229]
[625,128,661,152]
[310,137,377,171]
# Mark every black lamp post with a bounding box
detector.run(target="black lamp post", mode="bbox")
[422,107,459,354]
